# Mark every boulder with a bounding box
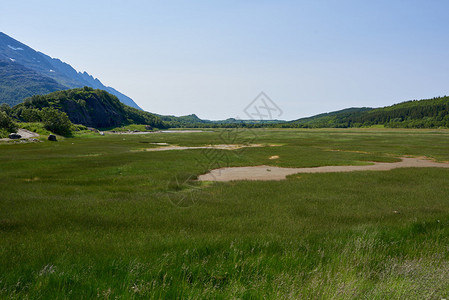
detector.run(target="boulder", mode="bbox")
[8,133,21,139]
[145,125,153,130]
[48,134,57,141]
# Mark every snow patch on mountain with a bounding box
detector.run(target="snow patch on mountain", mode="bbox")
[7,45,23,51]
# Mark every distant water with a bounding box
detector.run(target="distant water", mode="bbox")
[160,130,211,133]
[107,130,211,135]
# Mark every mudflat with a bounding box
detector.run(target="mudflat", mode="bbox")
[198,157,449,181]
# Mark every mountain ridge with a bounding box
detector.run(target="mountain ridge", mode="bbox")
[0,59,67,106]
[0,32,141,109]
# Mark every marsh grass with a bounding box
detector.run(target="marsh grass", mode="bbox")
[1,128,449,298]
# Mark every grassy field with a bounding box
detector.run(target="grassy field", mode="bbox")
[1,128,449,298]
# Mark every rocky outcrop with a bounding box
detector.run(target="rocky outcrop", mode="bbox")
[8,133,21,139]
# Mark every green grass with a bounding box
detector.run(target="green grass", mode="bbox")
[1,128,449,298]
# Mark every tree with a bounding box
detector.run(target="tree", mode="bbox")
[0,103,12,115]
[0,111,18,132]
[18,107,41,122]
[39,107,73,136]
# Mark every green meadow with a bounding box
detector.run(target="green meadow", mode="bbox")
[1,128,449,299]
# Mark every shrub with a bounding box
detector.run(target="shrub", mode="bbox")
[0,111,18,133]
[0,103,12,115]
[18,107,42,122]
[73,124,88,131]
[39,107,73,136]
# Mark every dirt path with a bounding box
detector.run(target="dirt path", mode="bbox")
[197,157,449,181]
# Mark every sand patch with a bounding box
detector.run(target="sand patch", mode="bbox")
[23,177,40,182]
[198,157,449,182]
[325,149,371,154]
[143,144,264,152]
[0,129,39,142]
[17,129,39,139]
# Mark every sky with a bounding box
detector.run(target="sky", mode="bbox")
[2,0,449,120]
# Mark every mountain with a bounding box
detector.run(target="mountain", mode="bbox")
[12,87,166,129]
[0,59,66,106]
[0,32,141,109]
[287,96,449,128]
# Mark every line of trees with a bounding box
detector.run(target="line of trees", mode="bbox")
[1,103,73,136]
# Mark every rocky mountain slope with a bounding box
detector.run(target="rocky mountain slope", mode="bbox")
[0,32,141,109]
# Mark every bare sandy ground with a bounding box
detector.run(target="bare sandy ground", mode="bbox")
[197,157,449,181]
[144,144,263,151]
[0,129,39,142]
[17,129,39,139]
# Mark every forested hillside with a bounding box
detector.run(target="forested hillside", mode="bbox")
[12,87,167,129]
[285,96,449,128]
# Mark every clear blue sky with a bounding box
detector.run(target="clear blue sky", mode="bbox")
[2,0,449,120]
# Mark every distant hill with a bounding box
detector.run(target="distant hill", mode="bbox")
[287,96,449,128]
[142,96,449,129]
[287,107,373,128]
[157,113,287,128]
[12,87,166,129]
[0,32,141,109]
[292,107,373,123]
[158,114,207,126]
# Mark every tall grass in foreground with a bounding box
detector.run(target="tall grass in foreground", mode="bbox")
[1,128,449,298]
